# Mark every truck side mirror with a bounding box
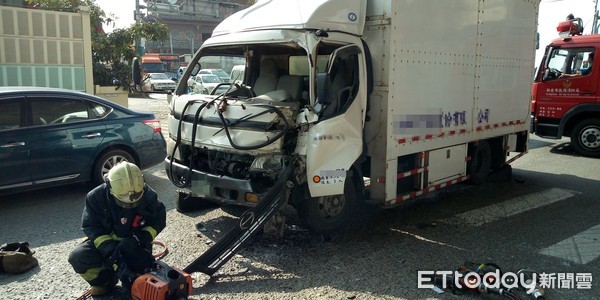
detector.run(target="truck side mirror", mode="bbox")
[543,68,550,80]
[132,57,141,85]
[316,73,331,105]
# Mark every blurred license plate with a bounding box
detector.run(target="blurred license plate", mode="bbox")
[191,174,211,196]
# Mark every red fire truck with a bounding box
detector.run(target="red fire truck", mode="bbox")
[532,17,600,157]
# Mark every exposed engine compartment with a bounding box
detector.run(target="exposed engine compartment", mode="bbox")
[167,92,302,195]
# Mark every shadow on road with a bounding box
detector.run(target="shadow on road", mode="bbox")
[528,137,556,150]
[185,168,600,300]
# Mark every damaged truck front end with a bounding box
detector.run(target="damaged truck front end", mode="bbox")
[166,89,301,208]
[165,0,370,236]
[164,30,314,210]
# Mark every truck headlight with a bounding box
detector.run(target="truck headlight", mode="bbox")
[250,155,284,172]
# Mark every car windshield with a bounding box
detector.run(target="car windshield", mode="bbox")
[201,75,222,83]
[150,73,169,80]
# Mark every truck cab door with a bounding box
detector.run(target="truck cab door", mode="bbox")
[306,44,366,197]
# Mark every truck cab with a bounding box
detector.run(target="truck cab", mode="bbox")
[532,19,600,157]
[167,1,370,234]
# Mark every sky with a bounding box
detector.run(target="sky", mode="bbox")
[95,0,597,65]
[96,0,139,31]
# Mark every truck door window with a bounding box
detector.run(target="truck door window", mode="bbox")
[316,44,361,119]
[544,48,594,80]
[548,49,568,70]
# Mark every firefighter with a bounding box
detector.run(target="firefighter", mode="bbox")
[68,162,166,297]
[560,52,594,78]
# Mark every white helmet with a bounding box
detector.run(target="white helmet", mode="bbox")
[106,162,144,208]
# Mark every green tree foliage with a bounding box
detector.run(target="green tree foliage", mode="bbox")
[27,0,168,89]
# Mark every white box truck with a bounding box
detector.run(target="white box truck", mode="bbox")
[165,0,540,235]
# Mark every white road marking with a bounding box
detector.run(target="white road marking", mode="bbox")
[442,188,576,226]
[391,229,466,251]
[540,224,600,265]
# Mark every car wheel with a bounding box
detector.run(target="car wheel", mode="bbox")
[570,118,600,157]
[467,140,491,185]
[92,150,135,186]
[297,175,358,235]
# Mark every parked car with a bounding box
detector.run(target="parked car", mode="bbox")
[199,69,231,83]
[141,73,177,92]
[190,74,223,94]
[0,87,166,195]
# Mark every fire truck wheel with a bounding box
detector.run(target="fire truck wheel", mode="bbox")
[467,140,491,185]
[298,175,358,235]
[570,119,600,157]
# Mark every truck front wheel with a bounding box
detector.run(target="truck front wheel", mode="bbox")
[298,177,358,235]
[570,119,600,157]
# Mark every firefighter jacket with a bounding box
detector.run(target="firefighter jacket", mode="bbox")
[80,183,166,259]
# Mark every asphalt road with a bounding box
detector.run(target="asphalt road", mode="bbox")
[0,94,598,299]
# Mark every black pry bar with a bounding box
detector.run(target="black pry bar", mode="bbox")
[183,161,294,276]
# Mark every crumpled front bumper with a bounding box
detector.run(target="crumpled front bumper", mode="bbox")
[164,157,257,207]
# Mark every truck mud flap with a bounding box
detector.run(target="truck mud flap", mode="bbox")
[183,162,294,276]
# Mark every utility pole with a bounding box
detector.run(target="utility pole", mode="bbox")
[135,0,145,56]
[135,0,141,22]
[594,0,599,34]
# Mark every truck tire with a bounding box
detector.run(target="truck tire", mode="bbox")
[176,191,218,213]
[297,176,358,235]
[467,140,491,185]
[570,119,600,157]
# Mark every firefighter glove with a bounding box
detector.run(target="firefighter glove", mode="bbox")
[118,237,139,256]
[116,263,137,291]
[98,240,119,261]
[135,230,153,246]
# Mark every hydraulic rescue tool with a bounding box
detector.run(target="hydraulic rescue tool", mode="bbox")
[130,261,192,300]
